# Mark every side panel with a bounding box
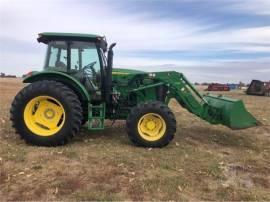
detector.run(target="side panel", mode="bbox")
[110,72,169,119]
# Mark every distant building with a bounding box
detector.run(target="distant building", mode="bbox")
[206,83,230,91]
[0,72,16,78]
[228,83,239,90]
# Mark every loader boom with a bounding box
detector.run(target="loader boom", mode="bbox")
[144,71,258,129]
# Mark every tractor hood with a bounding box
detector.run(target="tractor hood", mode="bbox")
[112,68,145,75]
[112,68,147,86]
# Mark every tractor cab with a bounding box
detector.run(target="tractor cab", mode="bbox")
[37,32,113,99]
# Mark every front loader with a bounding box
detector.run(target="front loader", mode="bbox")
[10,33,258,147]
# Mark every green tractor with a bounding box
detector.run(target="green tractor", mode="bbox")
[10,32,258,147]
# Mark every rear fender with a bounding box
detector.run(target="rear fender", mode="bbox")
[23,71,90,102]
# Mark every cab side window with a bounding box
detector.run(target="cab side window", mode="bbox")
[70,42,100,72]
[46,41,67,70]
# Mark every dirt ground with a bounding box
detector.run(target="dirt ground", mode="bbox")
[0,78,269,201]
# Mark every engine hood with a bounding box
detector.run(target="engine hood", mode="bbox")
[112,68,145,76]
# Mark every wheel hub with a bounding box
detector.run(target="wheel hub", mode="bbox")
[44,108,55,119]
[146,120,156,130]
[138,113,166,141]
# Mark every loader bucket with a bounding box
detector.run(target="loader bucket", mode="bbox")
[203,94,258,129]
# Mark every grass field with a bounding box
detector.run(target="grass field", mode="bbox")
[0,78,269,201]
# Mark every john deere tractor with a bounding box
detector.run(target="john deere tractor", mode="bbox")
[10,33,258,147]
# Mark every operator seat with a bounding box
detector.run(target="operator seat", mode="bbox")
[55,61,67,71]
[72,70,101,100]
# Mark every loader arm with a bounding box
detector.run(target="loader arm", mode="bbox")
[154,71,258,129]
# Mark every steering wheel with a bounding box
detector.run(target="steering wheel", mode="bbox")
[82,61,97,77]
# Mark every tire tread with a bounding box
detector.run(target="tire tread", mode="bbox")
[126,101,176,147]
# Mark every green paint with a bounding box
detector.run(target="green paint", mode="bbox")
[130,82,164,92]
[24,68,258,129]
[23,70,90,101]
[204,94,258,129]
[112,68,145,75]
[39,32,101,40]
[88,103,106,130]
[152,71,258,129]
[112,70,258,129]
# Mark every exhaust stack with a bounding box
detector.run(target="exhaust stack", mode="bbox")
[105,43,116,104]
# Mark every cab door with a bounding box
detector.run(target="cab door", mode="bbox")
[70,41,102,98]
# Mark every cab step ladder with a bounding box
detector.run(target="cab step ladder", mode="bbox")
[88,103,105,130]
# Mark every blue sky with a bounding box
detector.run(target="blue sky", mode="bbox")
[0,0,269,82]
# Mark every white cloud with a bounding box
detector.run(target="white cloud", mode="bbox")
[0,0,269,82]
[223,0,270,16]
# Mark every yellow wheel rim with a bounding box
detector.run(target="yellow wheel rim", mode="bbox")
[23,96,65,136]
[137,113,166,141]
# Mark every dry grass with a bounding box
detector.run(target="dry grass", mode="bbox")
[0,78,269,201]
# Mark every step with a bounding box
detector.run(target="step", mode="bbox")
[88,103,105,130]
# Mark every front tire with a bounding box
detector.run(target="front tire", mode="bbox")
[10,80,82,146]
[126,101,176,147]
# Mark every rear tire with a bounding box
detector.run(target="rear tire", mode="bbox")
[10,80,82,146]
[126,101,176,147]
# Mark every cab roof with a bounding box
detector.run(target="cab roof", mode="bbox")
[37,32,104,44]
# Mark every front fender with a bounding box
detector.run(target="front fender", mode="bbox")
[23,71,90,102]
